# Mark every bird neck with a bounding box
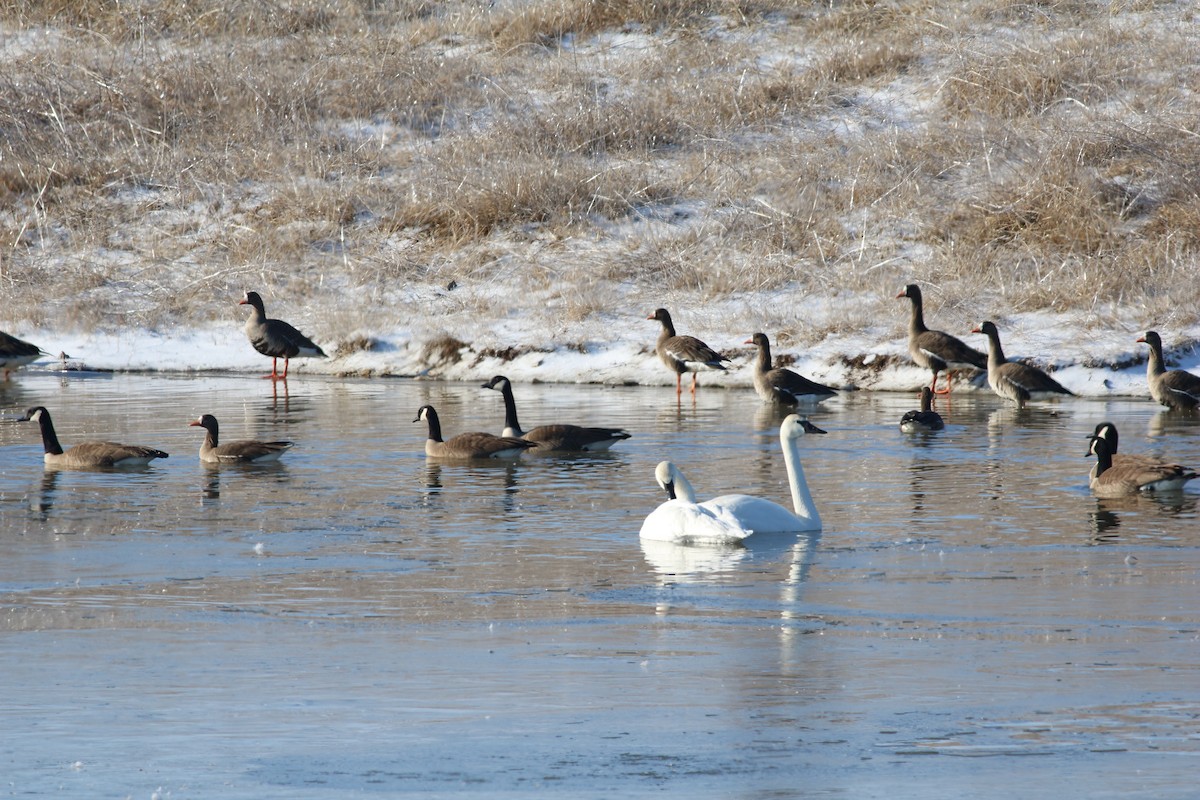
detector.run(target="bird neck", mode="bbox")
[36,413,64,456]
[1093,444,1112,477]
[1146,341,1166,377]
[672,471,698,503]
[754,340,772,374]
[985,329,1006,367]
[423,411,444,442]
[780,432,820,525]
[908,295,928,334]
[498,384,524,436]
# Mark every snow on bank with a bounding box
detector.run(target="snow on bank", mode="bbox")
[11,310,1200,401]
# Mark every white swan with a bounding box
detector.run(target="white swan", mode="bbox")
[639,414,824,543]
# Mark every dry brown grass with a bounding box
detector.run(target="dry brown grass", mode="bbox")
[1,0,1199,342]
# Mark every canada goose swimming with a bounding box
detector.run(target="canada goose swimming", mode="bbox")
[639,415,825,542]
[413,404,536,459]
[1136,331,1200,410]
[897,284,986,395]
[19,406,168,468]
[239,291,326,380]
[481,375,631,451]
[189,414,293,463]
[745,333,837,406]
[900,387,944,432]
[648,308,731,396]
[1086,435,1197,498]
[0,331,46,379]
[971,321,1073,408]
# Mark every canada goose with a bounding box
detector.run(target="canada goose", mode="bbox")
[189,414,293,463]
[639,415,824,542]
[896,284,986,395]
[1087,436,1197,498]
[413,404,536,459]
[647,308,731,395]
[971,321,1073,408]
[239,291,326,380]
[1089,422,1162,468]
[900,387,945,432]
[1136,331,1200,410]
[0,331,46,379]
[744,333,837,406]
[481,375,630,451]
[19,406,168,468]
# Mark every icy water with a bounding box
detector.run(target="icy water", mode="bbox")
[0,373,1197,799]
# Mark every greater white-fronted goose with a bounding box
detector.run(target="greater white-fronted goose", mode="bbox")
[481,375,631,451]
[19,406,168,468]
[971,321,1072,408]
[413,404,536,459]
[1087,435,1197,498]
[897,284,987,395]
[899,387,944,432]
[0,331,46,379]
[1136,330,1200,410]
[648,308,730,395]
[745,333,837,406]
[189,414,293,463]
[640,415,825,542]
[239,291,326,380]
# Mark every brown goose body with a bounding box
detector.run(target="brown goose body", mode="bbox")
[0,331,45,378]
[1087,436,1197,498]
[20,406,168,468]
[190,414,293,463]
[899,387,944,432]
[1137,331,1200,410]
[648,308,730,395]
[240,291,326,380]
[745,333,837,406]
[481,375,630,452]
[414,404,536,459]
[972,321,1072,408]
[1088,421,1181,482]
[897,285,986,394]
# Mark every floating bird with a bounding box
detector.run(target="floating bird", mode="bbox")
[1136,331,1200,410]
[897,284,986,395]
[971,321,1072,408]
[239,291,326,380]
[1087,421,1188,483]
[1086,435,1197,498]
[19,406,168,468]
[481,375,630,452]
[648,307,730,396]
[639,414,825,542]
[0,331,46,379]
[745,332,837,406]
[900,387,944,432]
[189,414,293,463]
[413,404,536,459]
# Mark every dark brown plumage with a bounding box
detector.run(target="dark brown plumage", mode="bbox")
[896,284,986,395]
[481,375,630,452]
[971,321,1072,408]
[744,333,836,406]
[899,387,944,432]
[0,331,44,379]
[189,414,293,463]
[240,291,326,380]
[648,308,730,396]
[1136,331,1200,410]
[1087,436,1197,498]
[414,404,536,459]
[20,406,168,468]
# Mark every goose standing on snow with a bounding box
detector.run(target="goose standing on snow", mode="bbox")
[971,321,1073,408]
[239,291,326,380]
[189,414,293,463]
[414,404,536,459]
[1087,435,1197,498]
[639,414,825,543]
[900,387,944,432]
[896,284,987,395]
[745,333,837,406]
[648,308,731,396]
[1136,331,1200,410]
[19,406,168,468]
[481,375,630,451]
[0,331,46,379]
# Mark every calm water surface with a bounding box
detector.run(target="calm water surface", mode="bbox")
[1,373,1197,798]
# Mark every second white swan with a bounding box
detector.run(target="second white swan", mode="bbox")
[639,415,824,543]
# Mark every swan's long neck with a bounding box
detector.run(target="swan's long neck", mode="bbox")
[781,431,820,526]
[672,470,698,503]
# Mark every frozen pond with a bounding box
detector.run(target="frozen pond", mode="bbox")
[1,373,1198,798]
